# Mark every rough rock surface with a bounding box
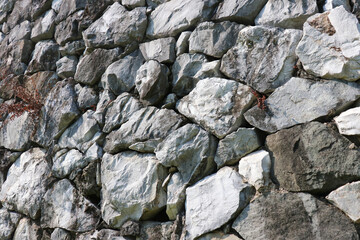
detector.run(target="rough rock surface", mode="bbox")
[52,149,84,178]
[139,37,176,63]
[335,107,360,135]
[166,172,186,220]
[31,9,57,42]
[75,84,98,110]
[176,31,191,56]
[13,218,42,240]
[54,10,83,46]
[51,228,73,240]
[26,40,60,74]
[197,231,241,240]
[0,208,21,240]
[323,0,351,11]
[56,56,78,79]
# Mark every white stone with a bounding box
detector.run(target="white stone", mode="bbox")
[13,218,41,240]
[0,208,21,240]
[121,0,145,8]
[93,89,115,126]
[197,231,241,240]
[166,172,186,220]
[52,149,86,178]
[323,0,351,11]
[31,9,57,42]
[334,107,360,135]
[56,56,78,79]
[176,31,191,56]
[139,37,176,63]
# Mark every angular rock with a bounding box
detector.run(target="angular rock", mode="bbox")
[128,139,161,153]
[51,228,72,240]
[52,149,87,178]
[186,167,255,240]
[197,231,241,240]
[59,40,85,56]
[176,31,191,56]
[146,0,169,8]
[83,2,147,48]
[55,0,86,23]
[0,0,16,23]
[266,121,360,193]
[135,60,169,105]
[0,148,51,219]
[74,158,101,198]
[139,37,176,63]
[244,77,360,133]
[0,208,21,240]
[54,10,83,45]
[255,0,318,29]
[104,107,185,153]
[26,40,60,74]
[161,93,178,109]
[189,21,244,58]
[74,48,120,85]
[101,151,167,228]
[31,9,57,42]
[121,0,145,8]
[232,192,359,239]
[22,71,59,100]
[119,221,140,236]
[56,56,78,79]
[177,78,255,139]
[324,0,351,12]
[166,172,186,220]
[8,21,32,42]
[93,89,115,126]
[221,26,302,93]
[137,221,174,240]
[75,84,98,110]
[13,218,42,240]
[41,179,100,232]
[51,0,62,12]
[214,127,261,168]
[296,6,360,81]
[146,0,221,38]
[90,229,131,240]
[335,107,360,135]
[78,0,114,30]
[326,181,360,223]
[0,150,20,172]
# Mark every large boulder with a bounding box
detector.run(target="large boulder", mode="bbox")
[334,107,360,135]
[139,37,176,63]
[26,40,60,74]
[54,10,83,46]
[31,9,57,42]
[55,0,86,23]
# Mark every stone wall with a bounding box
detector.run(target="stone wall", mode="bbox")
[0,0,359,239]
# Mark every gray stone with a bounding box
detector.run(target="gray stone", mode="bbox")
[75,48,120,86]
[59,40,85,56]
[214,127,261,168]
[324,0,351,11]
[135,60,169,105]
[90,229,131,240]
[54,10,83,46]
[51,0,62,13]
[244,77,360,133]
[75,84,98,110]
[83,2,147,48]
[197,231,241,240]
[255,0,318,29]
[266,121,360,194]
[0,150,20,172]
[121,0,146,8]
[8,21,32,42]
[177,78,255,139]
[41,179,100,232]
[136,221,174,240]
[146,0,169,8]
[139,37,176,63]
[73,158,101,198]
[93,89,115,126]
[23,71,59,100]
[189,21,245,58]
[166,172,186,220]
[26,40,60,74]
[0,148,51,219]
[101,151,167,228]
[161,93,178,109]
[128,139,161,153]
[186,167,255,240]
[31,9,56,42]
[13,218,42,240]
[220,26,302,93]
[119,221,140,236]
[0,208,21,240]
[232,192,359,239]
[52,149,86,178]
[51,228,72,240]
[296,6,360,81]
[78,0,114,31]
[335,107,360,135]
[55,0,86,23]
[104,107,185,153]
[56,56,78,79]
[146,0,221,38]
[0,0,16,23]
[176,31,191,56]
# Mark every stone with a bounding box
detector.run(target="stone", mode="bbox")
[161,93,178,109]
[0,208,21,240]
[22,71,58,100]
[266,121,360,194]
[172,53,223,97]
[55,0,86,23]
[244,77,360,133]
[13,218,42,240]
[189,21,244,58]
[31,9,57,42]
[326,181,360,223]
[186,167,255,240]
[104,107,185,153]
[238,150,272,191]
[146,0,169,8]
[26,40,60,74]
[56,56,78,79]
[103,93,143,133]
[41,179,100,232]
[0,148,51,219]
[52,149,88,178]
[214,0,267,24]
[0,150,20,172]
[197,231,241,240]
[136,221,174,240]
[93,89,115,126]
[101,151,167,228]
[255,0,318,29]
[128,139,161,153]
[166,172,186,220]
[119,221,140,236]
[75,84,98,110]
[146,0,221,38]
[101,50,145,95]
[323,0,351,11]
[73,159,101,198]
[0,0,16,23]
[232,191,359,239]
[51,0,62,12]
[135,60,169,105]
[90,229,131,240]
[139,37,176,63]
[83,2,147,48]
[54,10,83,46]
[78,0,114,31]
[176,31,191,56]
[51,228,72,240]
[59,40,85,56]
[296,6,360,81]
[75,48,120,86]
[220,26,302,93]
[214,128,261,168]
[8,21,32,42]
[335,106,360,136]
[177,78,255,139]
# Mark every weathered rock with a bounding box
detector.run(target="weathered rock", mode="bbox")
[214,0,267,24]
[0,39,34,74]
[121,0,146,8]
[244,77,360,133]
[90,229,132,240]
[128,139,161,153]
[78,0,114,31]
[139,37,176,63]
[75,84,98,110]
[335,106,360,135]
[0,208,21,240]
[0,150,20,172]
[93,89,115,126]
[41,179,100,232]
[214,127,261,168]
[31,9,56,42]
[255,0,318,29]
[51,0,63,13]
[55,0,86,23]
[73,158,101,198]
[161,93,178,109]
[0,0,16,23]
[266,121,360,193]
[146,0,169,8]
[177,78,255,139]
[59,40,85,56]
[22,71,58,100]
[324,0,351,11]
[296,6,360,81]
[176,31,191,56]
[186,167,255,240]
[197,231,241,240]
[8,21,32,42]
[166,172,186,220]
[135,60,169,105]
[13,218,42,240]
[56,56,78,79]
[51,228,72,240]
[232,191,359,239]
[146,0,221,38]
[101,50,145,95]
[119,221,140,236]
[26,40,60,74]
[74,48,120,86]
[221,26,302,93]
[136,221,174,240]
[172,54,223,97]
[104,107,185,153]
[54,10,83,45]
[101,151,167,228]
[83,3,147,48]
[52,149,86,178]
[0,148,51,219]
[189,21,244,58]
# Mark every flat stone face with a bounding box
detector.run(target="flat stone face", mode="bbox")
[232,192,359,240]
[13,218,41,240]
[244,77,360,133]
[176,31,191,56]
[0,208,21,240]
[137,221,174,240]
[101,151,167,229]
[334,107,360,135]
[139,37,176,63]
[26,40,60,74]
[323,0,351,11]
[197,231,241,240]
[266,121,360,194]
[220,26,302,93]
[75,84,98,110]
[56,56,78,79]
[166,172,186,220]
[55,0,86,23]
[52,149,86,178]
[186,167,255,240]
[31,9,56,42]
[296,6,360,81]
[255,0,318,29]
[177,78,255,139]
[54,10,83,46]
